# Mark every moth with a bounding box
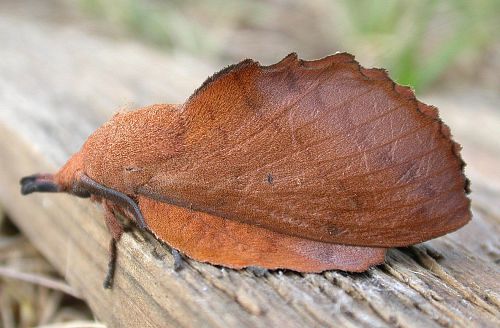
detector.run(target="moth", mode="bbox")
[20,53,471,288]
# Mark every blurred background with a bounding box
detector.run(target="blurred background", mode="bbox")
[0,0,499,327]
[76,0,500,92]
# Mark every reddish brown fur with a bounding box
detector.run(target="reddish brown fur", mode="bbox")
[39,52,471,272]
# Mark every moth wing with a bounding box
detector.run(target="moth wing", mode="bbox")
[139,53,470,247]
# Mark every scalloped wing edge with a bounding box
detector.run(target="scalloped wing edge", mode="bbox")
[186,52,471,204]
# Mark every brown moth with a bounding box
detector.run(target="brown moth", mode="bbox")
[20,53,471,288]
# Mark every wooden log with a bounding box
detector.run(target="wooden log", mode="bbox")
[0,8,499,328]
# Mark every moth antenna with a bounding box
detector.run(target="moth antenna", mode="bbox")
[79,174,146,230]
[20,174,60,195]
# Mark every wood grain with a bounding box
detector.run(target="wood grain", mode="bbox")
[0,5,499,328]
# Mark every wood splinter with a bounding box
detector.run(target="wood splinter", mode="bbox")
[20,52,471,288]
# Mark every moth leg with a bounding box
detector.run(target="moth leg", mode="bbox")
[103,200,125,241]
[102,200,124,289]
[103,238,117,289]
[171,248,183,271]
[246,266,269,277]
[78,174,146,230]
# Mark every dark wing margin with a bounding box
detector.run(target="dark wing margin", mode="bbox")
[189,58,257,101]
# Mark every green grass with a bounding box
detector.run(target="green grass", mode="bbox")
[340,0,500,90]
[79,0,500,92]
[79,0,216,54]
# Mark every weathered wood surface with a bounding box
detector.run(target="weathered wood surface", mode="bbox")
[1,6,499,328]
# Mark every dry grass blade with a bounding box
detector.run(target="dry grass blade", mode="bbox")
[0,211,94,327]
[35,321,107,328]
[0,266,81,299]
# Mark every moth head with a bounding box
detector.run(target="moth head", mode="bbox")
[21,104,182,198]
[78,105,182,195]
[20,151,90,198]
